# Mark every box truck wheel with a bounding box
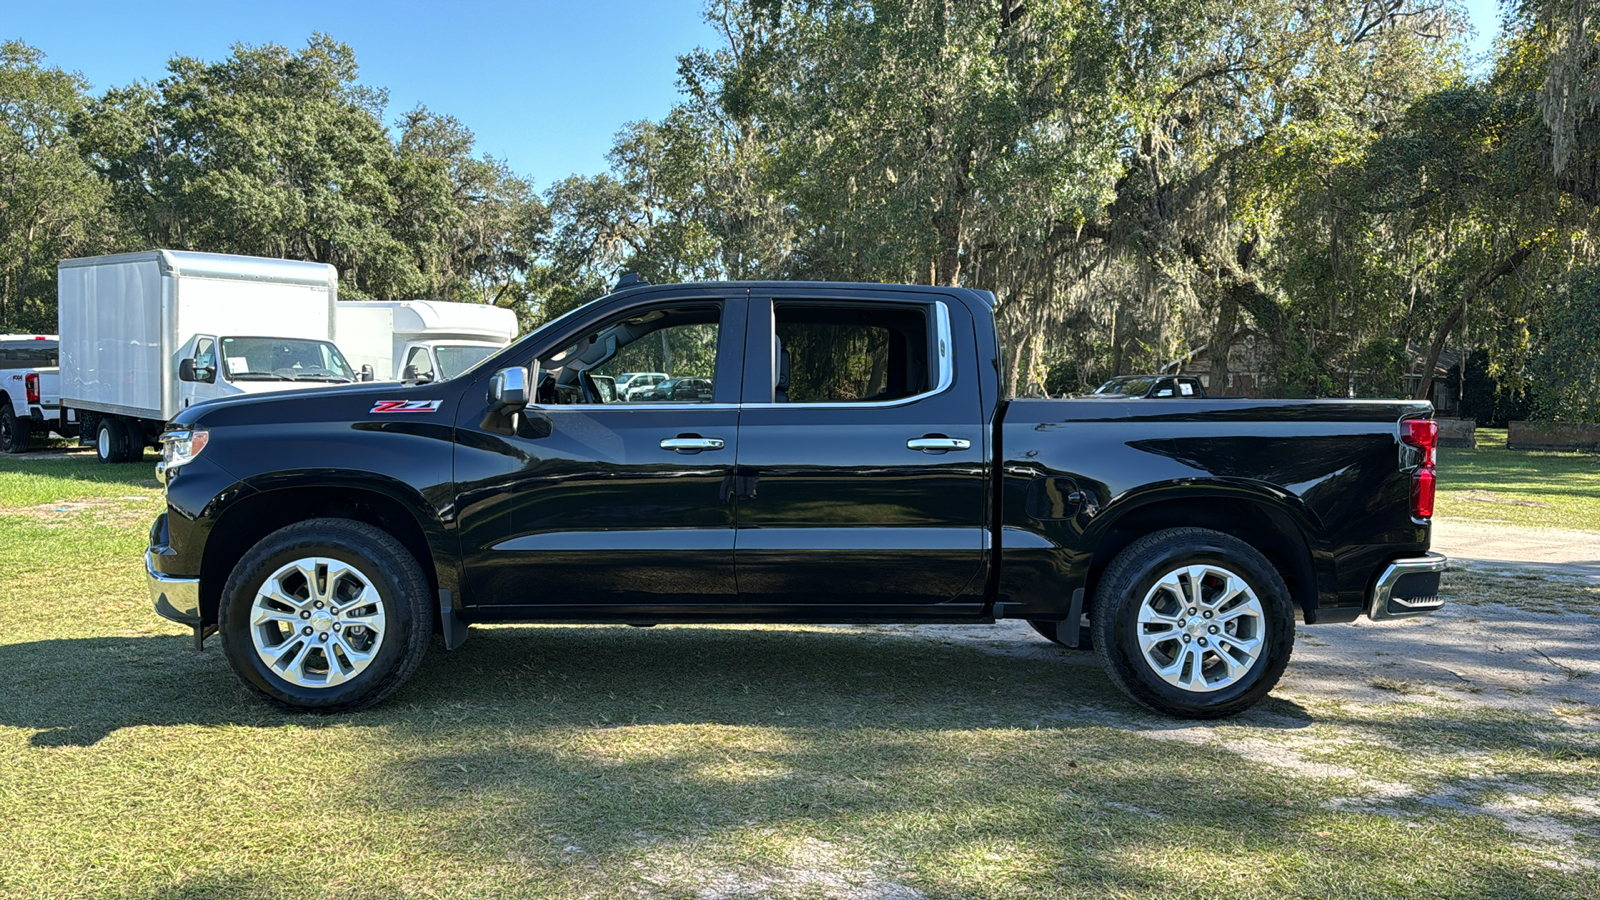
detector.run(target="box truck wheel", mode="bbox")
[1,406,30,454]
[96,417,133,464]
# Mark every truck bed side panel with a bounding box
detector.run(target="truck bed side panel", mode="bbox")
[998,398,1432,622]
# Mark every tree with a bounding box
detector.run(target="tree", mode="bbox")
[0,41,111,331]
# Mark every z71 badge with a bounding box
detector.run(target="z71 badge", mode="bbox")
[370,400,442,414]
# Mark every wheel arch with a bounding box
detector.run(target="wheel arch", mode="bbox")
[1081,485,1323,622]
[199,478,447,627]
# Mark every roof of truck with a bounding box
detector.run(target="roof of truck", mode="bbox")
[338,299,517,341]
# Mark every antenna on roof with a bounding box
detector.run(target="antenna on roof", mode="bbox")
[613,272,649,291]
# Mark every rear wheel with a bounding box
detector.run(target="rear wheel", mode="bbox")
[219,518,431,713]
[96,416,133,463]
[0,406,29,454]
[1091,527,1294,719]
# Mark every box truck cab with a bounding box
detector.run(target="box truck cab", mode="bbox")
[334,300,518,383]
[58,251,358,463]
[176,334,359,409]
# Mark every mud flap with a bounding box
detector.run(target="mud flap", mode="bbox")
[439,589,469,650]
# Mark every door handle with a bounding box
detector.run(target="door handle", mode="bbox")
[660,436,726,453]
[906,437,972,452]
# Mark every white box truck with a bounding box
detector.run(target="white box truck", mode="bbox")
[58,250,361,463]
[334,300,517,383]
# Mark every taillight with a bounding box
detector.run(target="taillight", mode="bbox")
[1401,418,1438,519]
[25,373,39,404]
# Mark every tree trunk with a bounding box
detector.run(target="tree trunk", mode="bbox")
[1413,244,1536,401]
[1208,293,1237,394]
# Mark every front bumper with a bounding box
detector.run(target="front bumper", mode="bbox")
[147,548,202,628]
[1367,551,1448,620]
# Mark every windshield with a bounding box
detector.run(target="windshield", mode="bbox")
[220,337,356,383]
[435,345,501,381]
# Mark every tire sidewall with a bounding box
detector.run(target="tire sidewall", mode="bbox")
[97,418,122,463]
[1,406,24,453]
[220,525,420,711]
[1096,531,1294,716]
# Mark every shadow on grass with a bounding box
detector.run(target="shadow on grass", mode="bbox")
[8,627,1593,899]
[1,624,1311,746]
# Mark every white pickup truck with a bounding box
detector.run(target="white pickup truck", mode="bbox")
[0,334,74,454]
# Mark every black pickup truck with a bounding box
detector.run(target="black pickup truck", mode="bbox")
[146,281,1446,718]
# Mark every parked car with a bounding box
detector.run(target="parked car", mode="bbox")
[147,279,1443,719]
[1093,375,1207,398]
[619,372,669,400]
[639,376,714,402]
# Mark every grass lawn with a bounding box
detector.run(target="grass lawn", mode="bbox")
[1436,428,1600,531]
[0,450,1596,899]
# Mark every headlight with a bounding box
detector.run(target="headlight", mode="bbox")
[159,429,210,475]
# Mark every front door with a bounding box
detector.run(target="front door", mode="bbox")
[733,292,989,606]
[454,292,748,613]
[178,335,218,409]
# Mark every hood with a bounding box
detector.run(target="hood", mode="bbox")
[170,378,463,430]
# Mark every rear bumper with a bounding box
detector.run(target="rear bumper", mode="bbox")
[1367,552,1447,620]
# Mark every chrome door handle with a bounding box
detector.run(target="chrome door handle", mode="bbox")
[907,437,971,452]
[660,437,726,452]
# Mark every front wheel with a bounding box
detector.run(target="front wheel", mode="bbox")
[218,518,431,712]
[1091,527,1294,719]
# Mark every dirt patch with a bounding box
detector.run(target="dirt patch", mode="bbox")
[1457,490,1553,508]
[9,497,157,527]
[637,836,924,900]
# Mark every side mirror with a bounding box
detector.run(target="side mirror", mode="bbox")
[178,359,215,384]
[490,365,530,411]
[360,364,374,383]
[402,365,418,382]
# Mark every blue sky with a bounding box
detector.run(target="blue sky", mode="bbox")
[7,0,1502,191]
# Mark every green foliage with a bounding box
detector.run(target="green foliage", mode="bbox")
[67,36,541,317]
[5,5,1600,394]
[1461,349,1533,427]
[0,41,114,331]
[1531,267,1600,422]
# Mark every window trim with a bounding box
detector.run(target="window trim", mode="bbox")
[744,299,953,409]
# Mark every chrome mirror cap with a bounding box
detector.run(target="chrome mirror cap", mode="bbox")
[491,366,530,410]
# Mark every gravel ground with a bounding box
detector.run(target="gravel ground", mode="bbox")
[857,515,1600,721]
[1433,518,1600,580]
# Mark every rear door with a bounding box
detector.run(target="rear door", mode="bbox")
[733,290,988,606]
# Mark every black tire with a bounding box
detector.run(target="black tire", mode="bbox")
[96,416,131,463]
[1,406,29,454]
[1027,618,1093,650]
[218,518,431,713]
[1091,527,1294,719]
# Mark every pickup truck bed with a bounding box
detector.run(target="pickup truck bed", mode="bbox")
[146,280,1445,718]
